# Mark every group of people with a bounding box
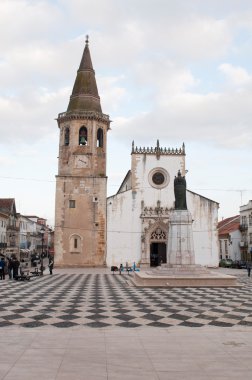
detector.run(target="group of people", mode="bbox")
[0,254,54,279]
[119,262,136,274]
[0,255,20,280]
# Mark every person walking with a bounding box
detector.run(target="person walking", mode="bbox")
[7,256,13,279]
[247,261,251,277]
[48,255,54,275]
[119,263,123,275]
[0,257,6,280]
[12,256,20,279]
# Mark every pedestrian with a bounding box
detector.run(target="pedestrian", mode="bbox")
[7,256,13,279]
[48,255,54,275]
[119,263,123,275]
[247,261,251,277]
[12,256,20,279]
[0,257,6,280]
[133,262,136,271]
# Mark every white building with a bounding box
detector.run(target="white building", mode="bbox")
[19,215,38,253]
[240,200,252,261]
[218,215,241,262]
[0,212,8,255]
[107,141,219,268]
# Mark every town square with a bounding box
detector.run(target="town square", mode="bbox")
[0,267,252,379]
[1,1,252,379]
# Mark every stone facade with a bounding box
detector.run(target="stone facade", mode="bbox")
[54,39,110,267]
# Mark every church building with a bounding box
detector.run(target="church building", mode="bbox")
[107,141,219,268]
[54,39,219,268]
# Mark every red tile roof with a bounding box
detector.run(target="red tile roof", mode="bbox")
[218,215,240,235]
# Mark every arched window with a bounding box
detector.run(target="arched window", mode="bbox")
[70,234,82,253]
[79,126,87,146]
[64,127,70,146]
[97,128,103,148]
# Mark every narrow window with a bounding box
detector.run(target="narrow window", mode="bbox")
[69,200,76,208]
[249,215,252,226]
[64,127,70,146]
[97,128,103,147]
[224,240,228,257]
[70,234,81,253]
[242,216,247,226]
[79,126,87,145]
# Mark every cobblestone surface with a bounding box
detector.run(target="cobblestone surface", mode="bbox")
[0,269,251,328]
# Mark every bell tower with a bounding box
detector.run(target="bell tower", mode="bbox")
[54,36,110,266]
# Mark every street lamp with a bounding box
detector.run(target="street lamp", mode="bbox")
[40,226,45,275]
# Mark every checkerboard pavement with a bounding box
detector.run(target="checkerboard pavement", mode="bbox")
[0,270,252,328]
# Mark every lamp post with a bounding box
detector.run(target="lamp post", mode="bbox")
[40,226,45,275]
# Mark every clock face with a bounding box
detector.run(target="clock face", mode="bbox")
[74,156,89,168]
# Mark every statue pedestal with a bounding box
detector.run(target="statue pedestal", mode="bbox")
[167,210,195,265]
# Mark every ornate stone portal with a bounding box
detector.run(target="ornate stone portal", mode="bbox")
[140,201,169,267]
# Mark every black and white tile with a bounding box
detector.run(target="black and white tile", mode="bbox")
[0,271,252,328]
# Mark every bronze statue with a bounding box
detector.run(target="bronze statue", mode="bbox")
[174,170,187,210]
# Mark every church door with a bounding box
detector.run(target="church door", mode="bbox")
[150,242,167,267]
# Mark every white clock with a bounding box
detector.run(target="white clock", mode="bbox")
[74,156,89,168]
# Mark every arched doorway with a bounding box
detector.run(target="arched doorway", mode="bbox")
[150,227,167,267]
[150,242,166,266]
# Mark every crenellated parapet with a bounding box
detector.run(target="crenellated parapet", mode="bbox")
[131,139,185,157]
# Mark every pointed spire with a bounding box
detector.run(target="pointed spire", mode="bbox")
[131,140,135,153]
[78,35,93,71]
[67,36,102,113]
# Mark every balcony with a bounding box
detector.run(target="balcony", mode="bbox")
[7,225,20,231]
[240,241,248,248]
[239,224,248,232]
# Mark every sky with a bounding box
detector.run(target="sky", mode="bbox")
[0,0,252,227]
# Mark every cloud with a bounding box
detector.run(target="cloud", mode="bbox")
[0,2,251,152]
[0,0,252,224]
[112,87,252,149]
[219,63,252,86]
[0,0,62,51]
[99,76,127,113]
[0,0,249,149]
[0,86,68,144]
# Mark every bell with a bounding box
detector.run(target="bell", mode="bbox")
[80,136,86,145]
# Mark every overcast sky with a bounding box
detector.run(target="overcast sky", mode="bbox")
[0,0,252,226]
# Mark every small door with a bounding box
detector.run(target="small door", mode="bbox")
[150,242,167,267]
